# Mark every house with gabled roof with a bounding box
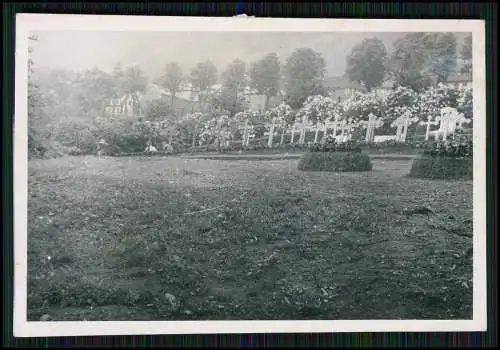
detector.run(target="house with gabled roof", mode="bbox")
[156,81,284,115]
[323,76,367,102]
[445,72,472,89]
[104,92,145,117]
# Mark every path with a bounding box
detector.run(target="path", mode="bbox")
[178,153,419,161]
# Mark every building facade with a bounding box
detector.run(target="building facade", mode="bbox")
[104,93,144,116]
[156,83,283,115]
[445,73,473,89]
[323,76,367,102]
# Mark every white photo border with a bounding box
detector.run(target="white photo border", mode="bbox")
[13,14,487,337]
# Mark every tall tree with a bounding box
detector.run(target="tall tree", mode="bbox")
[460,34,472,74]
[390,33,458,91]
[189,60,218,107]
[390,33,434,92]
[426,33,457,83]
[250,53,281,110]
[122,65,148,95]
[219,59,247,115]
[111,61,126,96]
[74,66,116,114]
[283,48,327,109]
[222,59,247,90]
[345,38,388,92]
[161,62,184,106]
[122,65,148,115]
[27,35,48,157]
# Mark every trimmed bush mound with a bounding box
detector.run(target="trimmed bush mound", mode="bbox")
[409,156,473,180]
[298,151,373,172]
[409,140,473,180]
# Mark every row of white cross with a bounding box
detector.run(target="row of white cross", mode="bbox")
[262,107,471,144]
[134,106,471,152]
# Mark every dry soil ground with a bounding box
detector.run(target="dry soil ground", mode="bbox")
[27,155,473,321]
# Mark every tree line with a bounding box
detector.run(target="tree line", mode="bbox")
[27,32,472,158]
[345,33,472,93]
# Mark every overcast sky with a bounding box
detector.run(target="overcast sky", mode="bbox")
[31,31,466,81]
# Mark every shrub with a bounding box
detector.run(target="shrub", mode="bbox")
[422,140,473,158]
[106,133,146,155]
[408,156,473,180]
[308,138,362,153]
[298,151,373,172]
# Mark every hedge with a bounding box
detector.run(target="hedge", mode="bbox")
[408,156,473,180]
[298,151,373,172]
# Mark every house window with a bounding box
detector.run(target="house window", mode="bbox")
[114,99,121,105]
[114,107,121,114]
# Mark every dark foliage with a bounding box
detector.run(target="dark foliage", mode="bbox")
[298,151,373,172]
[308,139,362,153]
[409,156,473,180]
[422,140,473,158]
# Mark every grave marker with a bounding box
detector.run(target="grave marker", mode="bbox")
[419,115,440,141]
[390,111,419,142]
[361,113,384,142]
[427,107,472,141]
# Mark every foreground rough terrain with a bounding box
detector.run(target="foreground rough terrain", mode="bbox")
[28,155,473,321]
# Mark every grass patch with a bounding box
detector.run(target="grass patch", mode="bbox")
[408,156,473,180]
[298,152,373,172]
[28,156,473,321]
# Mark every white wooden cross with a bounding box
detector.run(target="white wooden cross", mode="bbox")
[240,119,249,146]
[361,113,384,142]
[390,110,420,142]
[299,115,309,144]
[294,115,314,144]
[339,118,359,142]
[333,119,348,142]
[245,125,255,146]
[289,124,299,144]
[429,107,471,141]
[443,107,471,139]
[419,115,440,141]
[265,117,278,148]
[323,113,343,142]
[264,124,279,147]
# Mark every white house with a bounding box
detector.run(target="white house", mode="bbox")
[445,73,472,89]
[105,93,144,116]
[324,76,367,102]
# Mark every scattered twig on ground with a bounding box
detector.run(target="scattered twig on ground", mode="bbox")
[184,205,226,216]
[448,229,472,238]
[403,206,435,216]
[356,239,392,248]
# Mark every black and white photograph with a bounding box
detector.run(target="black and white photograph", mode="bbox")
[14,15,487,336]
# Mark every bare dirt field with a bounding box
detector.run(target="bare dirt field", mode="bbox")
[27,155,473,321]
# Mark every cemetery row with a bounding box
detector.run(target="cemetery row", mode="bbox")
[97,84,473,155]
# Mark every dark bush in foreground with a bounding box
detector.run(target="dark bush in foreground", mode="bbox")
[308,139,362,153]
[298,152,373,172]
[422,140,473,158]
[409,156,473,180]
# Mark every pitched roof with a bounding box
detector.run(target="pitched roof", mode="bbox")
[323,76,366,91]
[446,73,472,83]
